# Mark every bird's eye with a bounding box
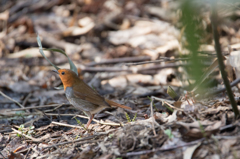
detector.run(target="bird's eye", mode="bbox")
[61,72,65,75]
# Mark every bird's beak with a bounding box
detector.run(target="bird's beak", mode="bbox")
[52,70,59,74]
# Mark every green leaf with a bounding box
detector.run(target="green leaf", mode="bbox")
[167,86,179,101]
[108,134,114,138]
[36,35,60,70]
[125,112,131,122]
[74,117,87,131]
[191,58,220,92]
[164,129,174,139]
[45,48,78,76]
[132,112,137,122]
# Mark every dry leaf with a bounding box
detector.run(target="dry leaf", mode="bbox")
[183,142,201,159]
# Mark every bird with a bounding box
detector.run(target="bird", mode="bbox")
[52,69,131,129]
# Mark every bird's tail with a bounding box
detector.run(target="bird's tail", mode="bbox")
[106,99,132,110]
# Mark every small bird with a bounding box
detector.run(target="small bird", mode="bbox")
[53,69,131,129]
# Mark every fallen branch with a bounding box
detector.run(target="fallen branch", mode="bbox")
[8,104,68,111]
[87,56,151,66]
[0,91,25,109]
[205,78,240,97]
[11,128,51,143]
[126,57,189,66]
[51,121,84,129]
[79,63,188,73]
[43,135,99,150]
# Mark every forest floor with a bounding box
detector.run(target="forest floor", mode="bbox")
[1,0,240,159]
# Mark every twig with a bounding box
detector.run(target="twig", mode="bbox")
[101,112,123,126]
[79,63,188,73]
[152,96,195,121]
[31,147,41,156]
[1,112,72,117]
[163,101,183,111]
[22,93,32,106]
[42,135,98,149]
[52,114,121,127]
[87,56,151,66]
[2,113,127,127]
[0,151,6,159]
[150,97,157,136]
[125,138,204,156]
[125,57,189,66]
[8,104,67,111]
[164,101,195,121]
[0,91,25,109]
[205,78,240,96]
[211,3,239,118]
[44,104,66,112]
[51,121,84,129]
[214,135,240,140]
[24,147,32,159]
[152,96,183,111]
[11,128,50,143]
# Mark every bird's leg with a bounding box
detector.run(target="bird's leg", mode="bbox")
[86,114,94,129]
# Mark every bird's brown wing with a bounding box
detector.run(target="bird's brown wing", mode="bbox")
[105,99,131,110]
[72,81,110,107]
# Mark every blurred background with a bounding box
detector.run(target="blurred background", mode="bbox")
[2,0,240,158]
[1,0,240,131]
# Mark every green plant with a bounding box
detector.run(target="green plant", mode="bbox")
[17,124,24,137]
[108,134,114,138]
[27,126,35,136]
[74,117,87,131]
[17,125,35,137]
[125,112,131,122]
[198,121,206,138]
[125,112,137,122]
[131,112,137,122]
[164,129,174,139]
[36,35,78,90]
[147,96,157,111]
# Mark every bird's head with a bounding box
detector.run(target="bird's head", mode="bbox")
[52,69,79,90]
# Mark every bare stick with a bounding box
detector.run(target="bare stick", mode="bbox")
[126,57,188,66]
[11,128,50,143]
[24,147,32,159]
[79,63,188,73]
[77,115,121,126]
[42,135,97,149]
[87,56,151,66]
[51,121,84,129]
[205,78,240,96]
[22,93,32,106]
[163,101,183,111]
[152,96,183,111]
[8,104,67,111]
[150,97,157,136]
[152,96,195,121]
[0,91,25,109]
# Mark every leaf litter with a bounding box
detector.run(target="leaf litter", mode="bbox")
[1,0,240,159]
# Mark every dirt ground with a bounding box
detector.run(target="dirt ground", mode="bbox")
[1,0,240,159]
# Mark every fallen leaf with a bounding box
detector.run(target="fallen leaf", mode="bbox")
[183,142,201,159]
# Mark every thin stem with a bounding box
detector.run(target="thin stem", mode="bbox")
[211,3,239,118]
